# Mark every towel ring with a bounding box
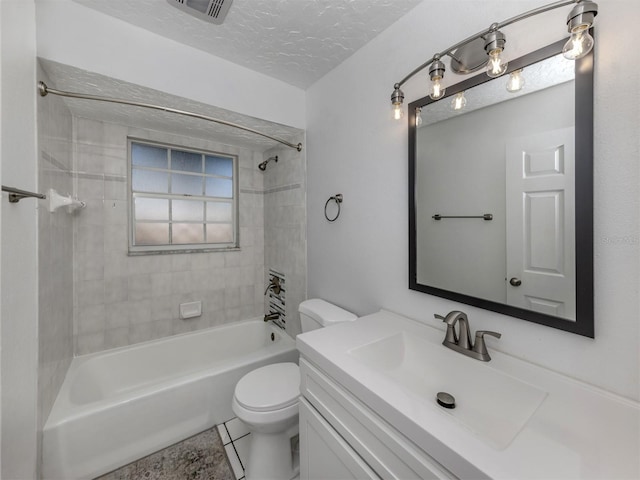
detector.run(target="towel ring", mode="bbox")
[324,194,343,222]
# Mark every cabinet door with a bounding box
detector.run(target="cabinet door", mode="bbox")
[299,398,380,480]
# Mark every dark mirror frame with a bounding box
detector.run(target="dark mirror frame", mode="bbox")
[408,37,594,337]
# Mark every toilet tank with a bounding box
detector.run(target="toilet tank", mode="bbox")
[299,299,357,333]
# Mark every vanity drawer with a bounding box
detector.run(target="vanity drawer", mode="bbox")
[300,358,457,480]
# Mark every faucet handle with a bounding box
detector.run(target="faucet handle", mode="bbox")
[472,330,502,359]
[435,313,458,344]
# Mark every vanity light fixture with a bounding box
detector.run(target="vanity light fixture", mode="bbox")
[484,28,508,78]
[415,107,423,126]
[451,92,467,111]
[429,58,447,100]
[506,69,525,92]
[391,83,405,120]
[562,1,598,59]
[390,0,598,119]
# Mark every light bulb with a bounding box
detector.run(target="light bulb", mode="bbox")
[430,76,445,100]
[392,102,403,120]
[390,84,404,121]
[486,49,508,78]
[562,26,594,60]
[506,69,525,93]
[415,108,423,127]
[451,92,467,111]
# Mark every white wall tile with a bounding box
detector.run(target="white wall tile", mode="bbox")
[70,119,305,355]
[37,65,75,429]
[76,332,105,355]
[104,327,129,350]
[76,304,106,334]
[105,302,130,329]
[128,274,152,301]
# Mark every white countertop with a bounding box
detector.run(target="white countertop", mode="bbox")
[296,310,640,479]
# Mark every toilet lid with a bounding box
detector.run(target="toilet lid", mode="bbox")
[234,363,300,412]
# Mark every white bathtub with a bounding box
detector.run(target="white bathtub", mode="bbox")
[42,319,298,479]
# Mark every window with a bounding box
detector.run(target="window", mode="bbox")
[128,139,237,253]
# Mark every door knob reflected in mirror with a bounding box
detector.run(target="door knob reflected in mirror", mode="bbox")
[509,277,522,287]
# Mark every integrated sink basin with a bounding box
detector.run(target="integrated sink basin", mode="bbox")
[349,331,547,449]
[297,309,640,479]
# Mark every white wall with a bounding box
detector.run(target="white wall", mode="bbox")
[35,0,306,130]
[0,0,39,478]
[306,0,640,400]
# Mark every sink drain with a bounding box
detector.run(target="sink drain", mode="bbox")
[436,391,456,409]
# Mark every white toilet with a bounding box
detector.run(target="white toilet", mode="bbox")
[232,299,357,480]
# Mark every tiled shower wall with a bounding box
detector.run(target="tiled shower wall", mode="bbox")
[263,134,307,338]
[73,118,266,354]
[36,65,74,428]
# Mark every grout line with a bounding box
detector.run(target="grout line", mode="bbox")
[230,440,245,473]
[223,422,233,446]
[222,419,247,480]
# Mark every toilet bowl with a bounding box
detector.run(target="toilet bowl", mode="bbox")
[231,299,356,480]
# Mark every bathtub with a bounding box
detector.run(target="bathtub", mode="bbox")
[42,319,298,479]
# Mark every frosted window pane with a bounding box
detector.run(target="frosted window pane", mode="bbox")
[172,150,202,173]
[206,202,232,222]
[173,200,204,222]
[173,223,204,244]
[206,177,233,198]
[207,223,233,243]
[131,143,168,168]
[205,156,233,177]
[172,173,203,195]
[132,169,169,193]
[135,198,169,221]
[135,223,169,245]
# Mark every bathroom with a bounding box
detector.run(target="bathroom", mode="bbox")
[1,0,638,478]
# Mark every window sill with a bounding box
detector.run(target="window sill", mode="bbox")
[128,246,241,256]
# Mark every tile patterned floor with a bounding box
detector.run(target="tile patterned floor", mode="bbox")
[217,417,252,480]
[95,426,236,480]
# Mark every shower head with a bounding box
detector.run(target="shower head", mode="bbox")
[258,155,278,172]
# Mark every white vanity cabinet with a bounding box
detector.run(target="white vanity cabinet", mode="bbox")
[297,310,640,479]
[299,358,457,480]
[299,398,380,479]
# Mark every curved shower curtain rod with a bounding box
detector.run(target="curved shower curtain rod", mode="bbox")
[37,81,303,152]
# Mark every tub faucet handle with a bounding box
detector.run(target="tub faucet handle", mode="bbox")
[264,277,282,295]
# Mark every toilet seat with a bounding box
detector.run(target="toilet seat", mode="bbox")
[234,362,300,412]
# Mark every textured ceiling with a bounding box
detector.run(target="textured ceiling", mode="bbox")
[73,0,423,89]
[39,58,304,152]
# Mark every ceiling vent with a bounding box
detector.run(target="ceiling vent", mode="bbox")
[167,0,234,25]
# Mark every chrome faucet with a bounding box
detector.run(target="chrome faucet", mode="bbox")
[435,311,501,361]
[264,312,280,322]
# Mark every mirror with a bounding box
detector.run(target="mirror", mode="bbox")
[408,39,594,337]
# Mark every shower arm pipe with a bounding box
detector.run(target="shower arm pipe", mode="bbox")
[394,0,578,88]
[37,82,303,152]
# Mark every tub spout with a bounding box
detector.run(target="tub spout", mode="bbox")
[264,313,280,322]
